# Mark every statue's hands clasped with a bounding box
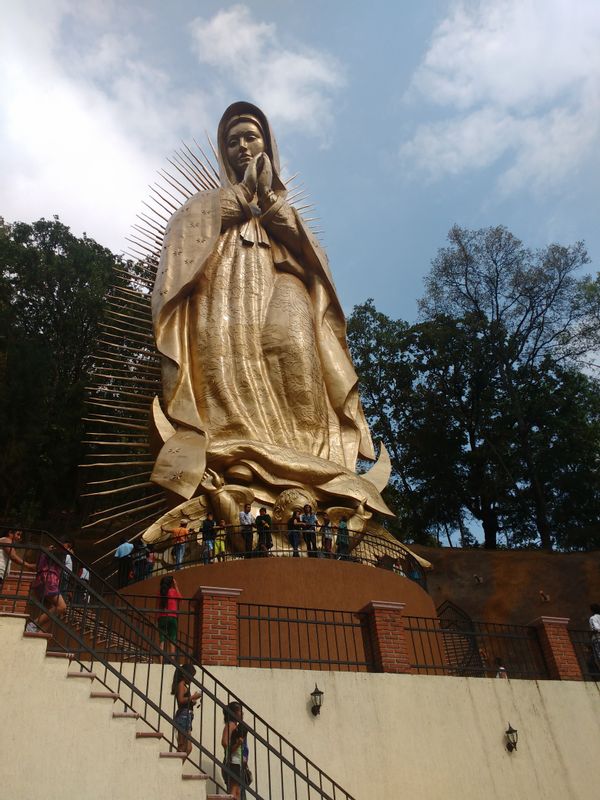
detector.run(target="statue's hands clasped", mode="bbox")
[241,155,260,200]
[257,153,273,203]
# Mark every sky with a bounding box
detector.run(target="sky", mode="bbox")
[1,0,600,322]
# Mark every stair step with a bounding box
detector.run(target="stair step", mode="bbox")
[136,731,163,739]
[90,691,120,700]
[46,651,73,659]
[182,773,209,781]
[0,611,29,619]
[113,711,140,719]
[208,795,234,799]
[67,671,96,680]
[159,751,187,759]
[23,631,52,640]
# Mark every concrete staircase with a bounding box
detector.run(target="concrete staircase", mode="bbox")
[0,614,232,800]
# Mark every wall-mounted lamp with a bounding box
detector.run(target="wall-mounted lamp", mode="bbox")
[310,684,324,716]
[505,723,518,753]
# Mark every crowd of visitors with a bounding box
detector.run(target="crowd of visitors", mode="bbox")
[111,504,356,584]
[157,503,353,568]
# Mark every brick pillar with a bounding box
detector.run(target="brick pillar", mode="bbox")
[197,586,242,667]
[361,600,411,674]
[529,616,582,681]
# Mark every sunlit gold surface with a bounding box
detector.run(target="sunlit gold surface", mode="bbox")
[149,102,392,523]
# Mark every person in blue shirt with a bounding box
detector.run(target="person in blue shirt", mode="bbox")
[300,504,318,558]
[114,537,134,587]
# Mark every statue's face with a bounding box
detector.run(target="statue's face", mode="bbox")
[226,121,265,179]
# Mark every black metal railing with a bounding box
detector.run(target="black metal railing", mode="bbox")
[118,525,427,590]
[404,615,550,680]
[238,604,374,672]
[0,537,357,800]
[568,629,600,681]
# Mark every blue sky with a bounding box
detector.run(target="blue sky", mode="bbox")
[1,0,599,322]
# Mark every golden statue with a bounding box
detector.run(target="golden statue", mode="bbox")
[147,101,392,538]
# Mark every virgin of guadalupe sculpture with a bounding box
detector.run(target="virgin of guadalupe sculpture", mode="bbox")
[150,101,392,528]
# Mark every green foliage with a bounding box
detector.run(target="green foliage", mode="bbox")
[349,226,600,551]
[0,217,119,525]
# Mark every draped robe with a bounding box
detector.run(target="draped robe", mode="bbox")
[151,103,391,516]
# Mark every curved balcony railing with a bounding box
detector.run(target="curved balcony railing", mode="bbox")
[124,525,428,591]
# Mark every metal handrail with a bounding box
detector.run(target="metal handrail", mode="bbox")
[1,536,356,800]
[123,525,427,590]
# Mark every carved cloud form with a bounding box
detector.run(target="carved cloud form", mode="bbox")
[400,0,600,194]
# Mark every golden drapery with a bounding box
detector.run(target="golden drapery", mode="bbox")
[151,102,391,516]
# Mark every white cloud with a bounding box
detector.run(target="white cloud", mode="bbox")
[189,5,343,139]
[401,0,600,193]
[0,3,343,252]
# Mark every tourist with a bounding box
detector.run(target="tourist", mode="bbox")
[320,513,334,557]
[222,701,247,800]
[26,537,70,633]
[114,537,134,588]
[157,575,182,661]
[202,512,216,563]
[214,520,227,563]
[73,562,91,605]
[589,603,600,672]
[255,507,272,556]
[172,663,201,755]
[60,537,75,599]
[336,517,350,559]
[132,539,149,582]
[165,520,189,570]
[239,504,255,558]
[146,544,156,578]
[0,529,36,589]
[301,504,318,557]
[287,510,302,557]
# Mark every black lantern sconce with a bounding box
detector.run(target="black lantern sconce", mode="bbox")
[310,684,324,716]
[505,723,518,753]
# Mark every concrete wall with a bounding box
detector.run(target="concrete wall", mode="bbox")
[122,557,437,619]
[0,616,205,800]
[208,666,600,800]
[3,613,600,800]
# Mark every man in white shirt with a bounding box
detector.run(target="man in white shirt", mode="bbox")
[590,603,600,671]
[239,504,255,558]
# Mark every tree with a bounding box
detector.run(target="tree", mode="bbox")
[420,225,594,549]
[0,217,119,524]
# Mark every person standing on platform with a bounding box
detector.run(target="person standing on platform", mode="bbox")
[239,504,255,558]
[320,513,334,557]
[255,508,272,556]
[214,520,227,563]
[287,511,301,557]
[301,504,318,557]
[202,512,216,563]
[336,517,350,559]
[114,537,134,588]
[164,520,189,570]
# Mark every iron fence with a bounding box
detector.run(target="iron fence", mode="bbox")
[404,615,550,680]
[568,629,600,681]
[238,603,375,672]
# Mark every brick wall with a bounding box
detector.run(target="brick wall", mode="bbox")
[196,586,242,667]
[530,616,582,681]
[361,600,411,674]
